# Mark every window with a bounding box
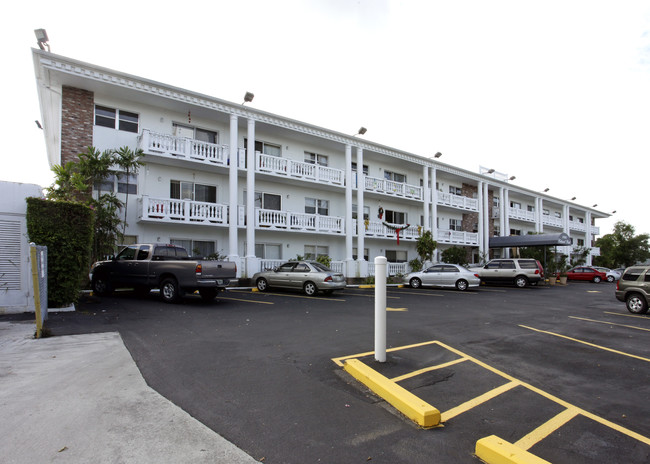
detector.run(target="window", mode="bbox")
[510,229,522,236]
[578,217,584,224]
[385,250,407,263]
[385,210,406,224]
[254,192,281,210]
[449,186,462,196]
[305,198,329,215]
[449,219,461,231]
[494,225,500,236]
[170,181,217,203]
[255,243,282,259]
[352,205,370,220]
[351,163,369,175]
[95,172,138,195]
[569,215,574,221]
[554,212,562,218]
[384,170,406,183]
[577,239,585,246]
[293,263,310,272]
[543,209,550,216]
[116,245,138,260]
[353,247,369,261]
[304,151,328,166]
[170,239,215,257]
[510,201,521,209]
[95,105,139,133]
[245,139,282,156]
[500,260,516,269]
[527,205,535,212]
[304,245,329,260]
[173,123,218,144]
[493,197,500,208]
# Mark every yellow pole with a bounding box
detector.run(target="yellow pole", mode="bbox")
[30,245,42,339]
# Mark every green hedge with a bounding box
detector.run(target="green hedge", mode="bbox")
[26,197,94,308]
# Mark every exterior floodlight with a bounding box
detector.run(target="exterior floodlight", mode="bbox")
[35,120,43,129]
[434,152,442,158]
[593,204,598,208]
[487,169,495,174]
[544,188,549,192]
[356,127,367,135]
[243,92,254,104]
[570,197,576,200]
[612,210,616,214]
[509,176,516,181]
[34,28,50,51]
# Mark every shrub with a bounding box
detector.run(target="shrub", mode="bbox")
[26,197,93,307]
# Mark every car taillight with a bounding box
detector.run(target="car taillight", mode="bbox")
[616,281,619,290]
[534,269,539,274]
[324,276,333,282]
[474,274,480,278]
[195,263,202,276]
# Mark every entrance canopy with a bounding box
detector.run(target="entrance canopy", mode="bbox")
[489,233,573,248]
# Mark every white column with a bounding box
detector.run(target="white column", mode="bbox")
[537,197,543,234]
[356,147,367,277]
[483,182,492,260]
[431,168,438,262]
[585,211,592,265]
[563,204,571,256]
[423,165,429,236]
[245,118,260,276]
[477,181,484,257]
[503,188,510,258]
[228,115,239,271]
[344,144,355,277]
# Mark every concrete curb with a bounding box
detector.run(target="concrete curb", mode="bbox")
[475,435,551,464]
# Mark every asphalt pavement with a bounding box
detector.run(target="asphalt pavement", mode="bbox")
[0,318,258,464]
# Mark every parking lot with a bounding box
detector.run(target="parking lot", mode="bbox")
[43,282,650,463]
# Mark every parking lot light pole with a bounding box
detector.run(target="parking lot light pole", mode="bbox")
[375,256,387,362]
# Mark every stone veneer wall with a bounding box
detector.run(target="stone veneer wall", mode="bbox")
[60,86,94,165]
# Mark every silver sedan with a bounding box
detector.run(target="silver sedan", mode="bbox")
[403,264,481,291]
[253,261,346,296]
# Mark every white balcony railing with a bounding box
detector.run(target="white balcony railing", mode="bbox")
[569,220,587,232]
[256,209,344,234]
[436,192,479,211]
[139,196,228,225]
[436,229,479,246]
[257,153,344,185]
[542,214,564,228]
[362,221,421,241]
[364,177,422,200]
[367,262,409,277]
[508,207,536,222]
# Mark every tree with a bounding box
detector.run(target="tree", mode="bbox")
[441,246,469,265]
[594,221,650,268]
[114,146,144,236]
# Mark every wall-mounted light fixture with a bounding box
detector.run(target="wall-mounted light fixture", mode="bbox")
[353,127,367,136]
[509,176,516,181]
[34,29,50,51]
[242,92,254,105]
[434,152,442,158]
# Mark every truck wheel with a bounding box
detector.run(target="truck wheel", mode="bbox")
[160,278,180,303]
[199,288,218,302]
[92,276,113,296]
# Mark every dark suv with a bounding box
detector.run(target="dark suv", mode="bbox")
[615,266,650,314]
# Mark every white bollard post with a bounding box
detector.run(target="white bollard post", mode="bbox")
[374,256,387,362]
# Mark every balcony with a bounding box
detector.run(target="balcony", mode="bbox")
[138,196,228,225]
[139,129,238,166]
[508,207,536,222]
[436,229,479,246]
[256,209,344,234]
[364,176,422,200]
[542,214,563,228]
[569,220,587,232]
[256,153,344,186]
[362,221,421,241]
[436,192,478,211]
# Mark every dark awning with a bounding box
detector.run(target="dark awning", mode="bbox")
[489,233,573,248]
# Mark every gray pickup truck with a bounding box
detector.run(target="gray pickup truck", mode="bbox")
[90,243,236,303]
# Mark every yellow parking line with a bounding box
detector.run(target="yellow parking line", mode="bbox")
[569,316,650,332]
[331,340,439,367]
[387,307,408,311]
[218,297,274,305]
[604,311,650,320]
[440,380,520,422]
[514,407,579,450]
[520,325,650,363]
[391,357,468,382]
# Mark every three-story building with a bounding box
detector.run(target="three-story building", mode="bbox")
[32,48,607,278]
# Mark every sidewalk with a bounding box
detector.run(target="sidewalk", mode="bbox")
[0,320,258,464]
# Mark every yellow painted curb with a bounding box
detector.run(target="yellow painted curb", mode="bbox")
[475,435,551,464]
[344,358,440,428]
[359,284,374,288]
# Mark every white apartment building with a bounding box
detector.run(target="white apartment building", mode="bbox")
[32,48,608,279]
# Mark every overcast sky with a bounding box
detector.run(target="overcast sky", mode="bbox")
[3,0,650,237]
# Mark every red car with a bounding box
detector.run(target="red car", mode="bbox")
[563,266,607,283]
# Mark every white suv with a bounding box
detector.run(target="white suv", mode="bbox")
[477,259,544,288]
